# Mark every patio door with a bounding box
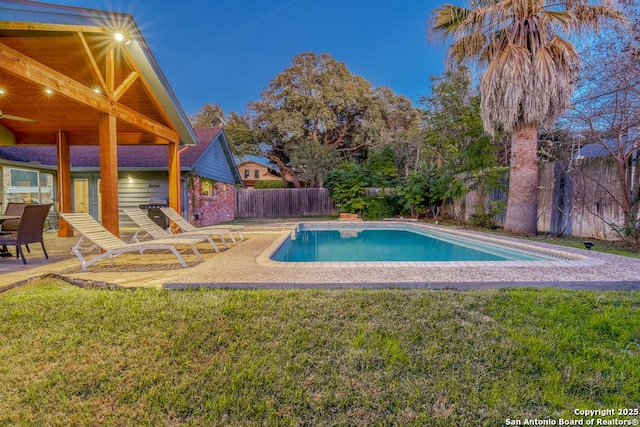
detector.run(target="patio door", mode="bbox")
[73,177,102,221]
[73,179,89,213]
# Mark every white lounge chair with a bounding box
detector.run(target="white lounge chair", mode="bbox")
[123,208,227,251]
[160,207,243,242]
[60,212,204,271]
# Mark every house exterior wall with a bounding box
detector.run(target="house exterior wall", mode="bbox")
[186,175,235,226]
[192,139,237,183]
[237,161,280,187]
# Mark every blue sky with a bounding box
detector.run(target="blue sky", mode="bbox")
[53,0,451,117]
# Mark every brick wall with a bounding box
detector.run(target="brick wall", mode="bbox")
[187,176,235,226]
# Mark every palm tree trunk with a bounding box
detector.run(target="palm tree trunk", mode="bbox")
[504,126,539,235]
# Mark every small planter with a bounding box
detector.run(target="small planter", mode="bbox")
[339,213,361,221]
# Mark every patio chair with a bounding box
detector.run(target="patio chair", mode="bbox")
[160,207,243,242]
[1,202,27,236]
[123,208,226,252]
[0,204,52,264]
[59,212,205,272]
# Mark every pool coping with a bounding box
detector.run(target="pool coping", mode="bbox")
[255,221,604,268]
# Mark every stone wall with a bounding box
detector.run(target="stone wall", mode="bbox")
[187,176,236,226]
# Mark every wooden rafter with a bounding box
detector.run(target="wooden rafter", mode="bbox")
[0,41,178,143]
[74,31,108,94]
[121,48,174,126]
[113,71,139,101]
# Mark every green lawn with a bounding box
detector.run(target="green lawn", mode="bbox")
[1,280,638,426]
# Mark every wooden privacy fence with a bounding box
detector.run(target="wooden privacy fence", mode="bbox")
[450,157,633,240]
[235,188,337,217]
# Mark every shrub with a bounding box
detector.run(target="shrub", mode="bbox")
[363,196,400,220]
[254,180,288,189]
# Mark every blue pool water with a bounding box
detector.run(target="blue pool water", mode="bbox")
[271,226,551,262]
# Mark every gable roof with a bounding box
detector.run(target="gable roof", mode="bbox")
[0,0,196,146]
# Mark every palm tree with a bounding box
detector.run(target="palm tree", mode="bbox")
[430,0,624,234]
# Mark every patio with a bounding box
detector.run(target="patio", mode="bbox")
[1,221,640,291]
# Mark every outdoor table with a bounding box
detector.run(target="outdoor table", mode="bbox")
[0,214,21,257]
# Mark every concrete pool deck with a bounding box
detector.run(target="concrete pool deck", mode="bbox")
[1,220,640,291]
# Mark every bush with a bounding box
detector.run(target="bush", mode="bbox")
[254,180,288,189]
[362,196,400,220]
[326,162,368,214]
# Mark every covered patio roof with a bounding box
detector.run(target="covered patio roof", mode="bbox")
[0,0,197,236]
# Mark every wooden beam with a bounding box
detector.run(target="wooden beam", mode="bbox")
[0,22,111,34]
[168,141,181,212]
[56,131,74,237]
[0,42,180,143]
[99,114,120,236]
[113,71,139,101]
[106,45,115,95]
[74,32,108,94]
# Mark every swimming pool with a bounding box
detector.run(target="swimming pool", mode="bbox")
[267,222,574,264]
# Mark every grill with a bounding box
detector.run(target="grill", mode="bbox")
[139,198,168,229]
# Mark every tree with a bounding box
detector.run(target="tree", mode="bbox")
[190,104,261,158]
[563,0,640,243]
[369,87,422,177]
[430,0,624,234]
[250,52,381,187]
[420,67,506,217]
[190,104,226,128]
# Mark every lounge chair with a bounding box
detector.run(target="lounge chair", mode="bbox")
[122,208,227,251]
[0,204,52,264]
[160,207,243,242]
[59,212,204,271]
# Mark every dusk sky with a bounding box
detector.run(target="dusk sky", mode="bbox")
[52,0,451,117]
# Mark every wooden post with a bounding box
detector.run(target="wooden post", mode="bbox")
[168,140,181,212]
[56,130,73,237]
[99,113,120,236]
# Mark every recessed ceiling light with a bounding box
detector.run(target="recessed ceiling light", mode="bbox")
[44,88,53,95]
[114,32,124,42]
[0,88,5,95]
[93,88,101,94]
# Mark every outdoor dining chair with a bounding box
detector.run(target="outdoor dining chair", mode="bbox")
[0,204,52,264]
[0,202,27,236]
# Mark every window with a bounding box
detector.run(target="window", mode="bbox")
[2,167,54,206]
[244,169,250,179]
[200,178,215,196]
[254,169,260,179]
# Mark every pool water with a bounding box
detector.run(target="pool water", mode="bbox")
[270,227,551,263]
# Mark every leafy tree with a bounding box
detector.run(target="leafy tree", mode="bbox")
[397,171,431,219]
[430,0,624,234]
[250,52,382,187]
[190,104,260,158]
[369,87,422,177]
[420,67,506,216]
[190,104,226,128]
[365,146,399,188]
[326,162,369,214]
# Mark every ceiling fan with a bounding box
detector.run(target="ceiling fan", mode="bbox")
[0,110,39,123]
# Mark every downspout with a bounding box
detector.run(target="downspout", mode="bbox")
[178,145,190,216]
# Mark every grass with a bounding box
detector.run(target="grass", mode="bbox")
[1,280,639,426]
[525,233,640,258]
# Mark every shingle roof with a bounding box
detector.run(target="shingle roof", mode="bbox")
[0,128,224,169]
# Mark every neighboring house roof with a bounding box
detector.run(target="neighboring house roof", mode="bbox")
[575,137,638,159]
[0,128,242,184]
[235,155,273,168]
